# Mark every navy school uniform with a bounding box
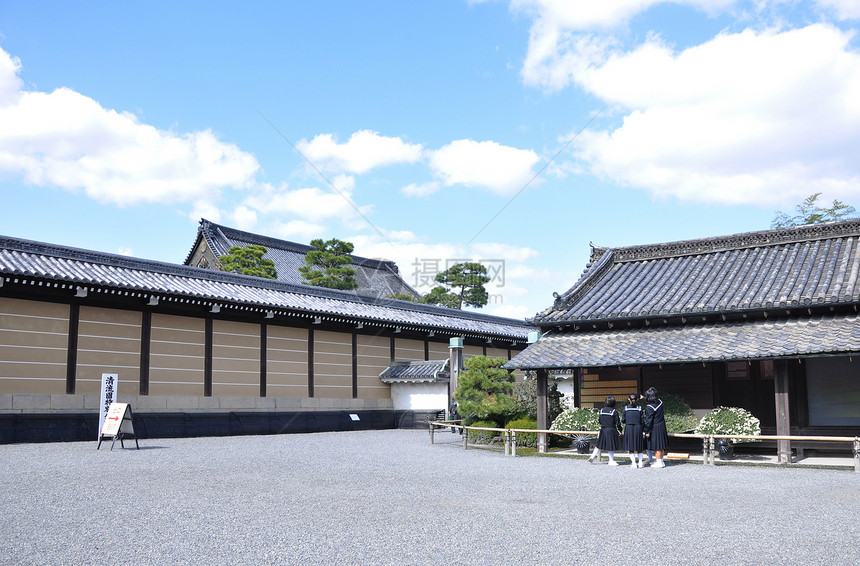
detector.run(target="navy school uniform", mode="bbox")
[596,407,622,451]
[621,404,646,452]
[644,399,670,451]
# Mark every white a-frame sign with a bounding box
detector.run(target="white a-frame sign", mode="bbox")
[97,403,140,450]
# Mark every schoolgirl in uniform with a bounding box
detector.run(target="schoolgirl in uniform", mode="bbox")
[622,393,646,468]
[588,396,623,465]
[644,387,669,468]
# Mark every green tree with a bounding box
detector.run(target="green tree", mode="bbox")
[426,262,490,309]
[771,192,857,228]
[512,372,565,424]
[299,238,358,290]
[218,244,277,279]
[421,286,460,308]
[453,356,517,426]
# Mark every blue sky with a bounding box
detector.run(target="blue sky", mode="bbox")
[1,0,859,319]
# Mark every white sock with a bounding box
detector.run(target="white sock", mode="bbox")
[590,448,600,459]
[608,451,615,462]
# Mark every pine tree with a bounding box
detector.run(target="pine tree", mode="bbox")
[299,238,358,290]
[424,262,490,309]
[218,245,277,279]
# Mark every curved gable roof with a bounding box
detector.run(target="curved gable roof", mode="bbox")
[535,219,860,325]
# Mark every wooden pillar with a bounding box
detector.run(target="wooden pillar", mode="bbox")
[65,303,80,394]
[774,360,791,464]
[259,323,267,398]
[139,310,151,396]
[204,317,213,397]
[536,368,548,454]
[448,337,464,416]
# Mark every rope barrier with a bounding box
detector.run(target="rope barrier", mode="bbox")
[428,421,859,472]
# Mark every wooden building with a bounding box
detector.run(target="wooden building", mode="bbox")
[0,233,531,442]
[507,220,860,456]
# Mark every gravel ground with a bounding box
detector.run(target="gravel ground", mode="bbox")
[1,429,857,565]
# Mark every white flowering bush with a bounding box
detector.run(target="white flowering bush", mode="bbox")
[695,407,761,443]
[550,407,599,432]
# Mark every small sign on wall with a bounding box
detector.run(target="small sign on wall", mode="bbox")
[726,361,750,381]
[98,373,118,439]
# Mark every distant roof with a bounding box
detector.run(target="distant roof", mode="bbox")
[535,219,860,325]
[379,360,450,383]
[186,219,419,298]
[0,234,532,341]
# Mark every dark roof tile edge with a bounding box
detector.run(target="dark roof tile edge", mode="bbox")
[0,234,532,333]
[594,218,860,263]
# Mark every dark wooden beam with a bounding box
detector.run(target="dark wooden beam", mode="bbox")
[260,323,267,398]
[308,328,315,398]
[536,368,548,454]
[65,303,80,395]
[204,318,213,397]
[139,310,151,396]
[774,359,791,464]
[352,332,358,399]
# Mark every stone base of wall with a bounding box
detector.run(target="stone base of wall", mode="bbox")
[0,409,433,444]
[0,393,394,413]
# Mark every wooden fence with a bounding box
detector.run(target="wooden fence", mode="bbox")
[429,421,860,473]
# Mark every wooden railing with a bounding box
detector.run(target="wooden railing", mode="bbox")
[429,421,860,472]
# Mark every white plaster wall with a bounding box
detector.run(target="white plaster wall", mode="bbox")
[389,382,449,410]
[554,379,575,405]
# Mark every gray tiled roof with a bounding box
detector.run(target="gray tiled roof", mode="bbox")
[506,314,860,369]
[536,219,860,325]
[379,360,450,383]
[187,219,419,298]
[0,235,532,341]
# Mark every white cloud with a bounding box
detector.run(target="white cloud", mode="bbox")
[0,48,23,105]
[471,242,539,263]
[401,181,441,197]
[0,46,260,207]
[229,206,258,230]
[816,0,860,20]
[116,246,134,256]
[330,174,356,192]
[487,303,532,319]
[296,129,423,174]
[429,139,540,196]
[571,24,860,206]
[242,183,371,223]
[513,0,737,90]
[271,220,328,242]
[189,200,222,223]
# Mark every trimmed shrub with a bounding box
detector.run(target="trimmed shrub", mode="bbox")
[467,420,501,444]
[454,356,517,425]
[660,392,698,433]
[505,416,538,448]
